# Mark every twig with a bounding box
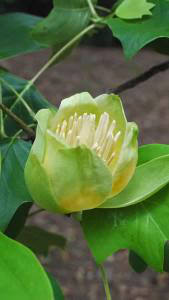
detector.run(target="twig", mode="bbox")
[0,103,35,137]
[0,78,35,119]
[110,59,169,94]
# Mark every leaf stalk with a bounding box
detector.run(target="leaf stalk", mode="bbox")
[99,264,112,300]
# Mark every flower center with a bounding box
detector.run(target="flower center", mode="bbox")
[56,112,121,166]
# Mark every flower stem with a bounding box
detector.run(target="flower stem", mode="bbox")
[86,0,99,18]
[0,103,35,138]
[17,24,96,103]
[95,5,111,13]
[99,264,112,300]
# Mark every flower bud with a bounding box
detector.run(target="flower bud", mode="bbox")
[25,92,138,213]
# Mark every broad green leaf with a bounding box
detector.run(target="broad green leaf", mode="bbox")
[0,232,54,300]
[47,273,64,300]
[0,139,32,232]
[17,226,66,256]
[82,184,169,271]
[100,154,169,208]
[104,0,169,58]
[115,0,155,19]
[32,0,97,63]
[0,13,47,61]
[138,144,169,166]
[0,68,53,136]
[129,251,147,273]
[129,143,169,272]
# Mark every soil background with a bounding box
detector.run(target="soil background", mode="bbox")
[2,46,169,300]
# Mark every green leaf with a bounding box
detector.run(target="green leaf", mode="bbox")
[82,184,169,271]
[0,139,32,232]
[0,232,54,300]
[47,273,64,300]
[104,0,169,58]
[32,0,97,63]
[128,143,169,272]
[129,251,147,273]
[0,68,53,136]
[0,13,47,61]
[17,226,66,256]
[164,241,169,272]
[115,0,155,19]
[100,154,169,208]
[138,144,169,166]
[5,203,32,239]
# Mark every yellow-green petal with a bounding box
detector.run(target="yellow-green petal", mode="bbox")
[25,153,65,213]
[51,92,99,130]
[100,121,138,206]
[33,108,56,160]
[95,93,127,169]
[25,130,113,213]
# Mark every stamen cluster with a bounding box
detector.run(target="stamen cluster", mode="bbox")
[56,112,121,166]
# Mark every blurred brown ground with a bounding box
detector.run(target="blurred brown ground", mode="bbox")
[2,47,169,300]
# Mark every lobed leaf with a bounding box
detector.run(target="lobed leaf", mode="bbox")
[82,184,169,272]
[104,0,169,58]
[0,13,47,61]
[115,0,155,20]
[82,143,169,272]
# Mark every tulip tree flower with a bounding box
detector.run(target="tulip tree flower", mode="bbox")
[25,93,138,213]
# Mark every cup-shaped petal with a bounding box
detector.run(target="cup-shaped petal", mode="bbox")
[25,129,112,213]
[108,121,138,199]
[25,92,138,213]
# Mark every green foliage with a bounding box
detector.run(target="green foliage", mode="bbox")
[104,0,169,58]
[100,154,169,208]
[0,139,32,231]
[138,144,169,166]
[0,13,47,60]
[0,232,54,300]
[82,184,169,272]
[32,0,97,63]
[47,273,64,300]
[82,144,169,272]
[115,0,155,19]
[0,68,53,136]
[5,203,32,238]
[129,251,147,273]
[1,0,169,297]
[17,226,66,256]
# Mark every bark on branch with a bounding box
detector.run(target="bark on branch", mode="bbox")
[109,60,169,94]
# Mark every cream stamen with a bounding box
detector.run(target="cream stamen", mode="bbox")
[56,112,120,167]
